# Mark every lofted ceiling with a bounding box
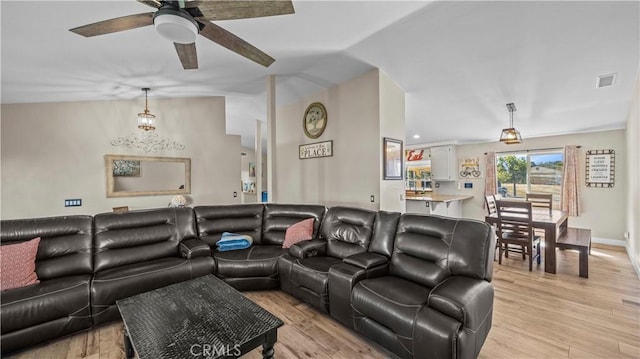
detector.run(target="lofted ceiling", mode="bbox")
[1,1,638,149]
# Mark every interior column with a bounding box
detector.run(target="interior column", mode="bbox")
[267,75,276,203]
[255,119,263,202]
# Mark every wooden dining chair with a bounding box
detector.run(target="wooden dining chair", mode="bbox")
[485,195,500,260]
[485,195,497,216]
[496,200,541,271]
[526,193,553,212]
[526,192,552,238]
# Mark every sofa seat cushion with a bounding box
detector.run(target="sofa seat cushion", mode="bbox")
[1,275,92,334]
[91,257,192,316]
[352,275,429,338]
[214,245,286,279]
[291,256,342,295]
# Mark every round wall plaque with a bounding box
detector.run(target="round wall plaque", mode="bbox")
[303,102,327,139]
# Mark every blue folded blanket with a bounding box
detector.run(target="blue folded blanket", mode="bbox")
[217,232,253,252]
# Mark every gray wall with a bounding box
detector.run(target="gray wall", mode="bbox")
[1,96,241,219]
[274,69,405,211]
[442,130,628,242]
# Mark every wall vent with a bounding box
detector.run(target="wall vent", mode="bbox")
[597,73,616,88]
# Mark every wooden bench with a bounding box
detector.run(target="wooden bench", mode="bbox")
[556,227,591,278]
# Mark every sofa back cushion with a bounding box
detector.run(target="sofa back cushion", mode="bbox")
[93,208,195,272]
[321,206,376,259]
[390,214,493,288]
[0,215,93,280]
[194,204,264,246]
[263,204,326,246]
[369,211,400,257]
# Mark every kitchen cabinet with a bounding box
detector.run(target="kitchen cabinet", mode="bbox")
[431,145,456,181]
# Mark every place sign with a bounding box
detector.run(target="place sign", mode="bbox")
[299,140,333,159]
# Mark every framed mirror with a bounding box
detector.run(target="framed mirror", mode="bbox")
[105,154,191,198]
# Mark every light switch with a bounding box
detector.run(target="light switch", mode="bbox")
[65,199,82,207]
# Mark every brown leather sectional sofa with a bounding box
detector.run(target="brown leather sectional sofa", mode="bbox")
[1,204,495,359]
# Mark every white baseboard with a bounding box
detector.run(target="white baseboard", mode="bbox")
[624,242,640,280]
[591,236,626,247]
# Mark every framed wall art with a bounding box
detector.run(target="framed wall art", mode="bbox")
[383,137,403,180]
[459,157,481,178]
[586,149,615,188]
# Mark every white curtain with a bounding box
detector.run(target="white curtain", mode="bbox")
[560,145,580,216]
[484,152,497,208]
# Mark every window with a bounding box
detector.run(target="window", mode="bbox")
[496,150,563,209]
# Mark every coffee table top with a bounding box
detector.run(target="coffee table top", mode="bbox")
[116,275,283,359]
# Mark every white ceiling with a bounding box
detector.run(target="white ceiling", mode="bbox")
[2,1,639,149]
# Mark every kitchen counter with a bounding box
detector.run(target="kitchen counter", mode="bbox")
[405,194,473,218]
[406,194,473,203]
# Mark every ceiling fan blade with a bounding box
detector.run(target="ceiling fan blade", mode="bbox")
[136,0,162,9]
[195,1,294,21]
[197,19,274,67]
[69,13,154,37]
[174,42,198,70]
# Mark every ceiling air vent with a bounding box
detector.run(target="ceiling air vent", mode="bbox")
[596,73,616,88]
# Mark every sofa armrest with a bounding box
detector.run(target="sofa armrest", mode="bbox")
[427,276,494,331]
[343,252,388,269]
[289,239,327,259]
[179,239,212,259]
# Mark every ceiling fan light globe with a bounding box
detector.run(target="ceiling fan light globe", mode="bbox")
[154,13,198,44]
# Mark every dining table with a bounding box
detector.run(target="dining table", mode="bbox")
[485,208,568,274]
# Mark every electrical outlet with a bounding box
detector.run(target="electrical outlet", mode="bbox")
[370,195,375,202]
[624,232,630,239]
[233,192,238,198]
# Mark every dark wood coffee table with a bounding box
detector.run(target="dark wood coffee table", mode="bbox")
[116,275,283,359]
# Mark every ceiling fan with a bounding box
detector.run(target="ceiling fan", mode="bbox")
[69,0,294,69]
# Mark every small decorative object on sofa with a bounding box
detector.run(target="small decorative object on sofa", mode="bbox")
[217,232,253,251]
[170,195,187,208]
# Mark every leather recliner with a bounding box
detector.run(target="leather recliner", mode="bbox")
[278,206,377,313]
[327,210,400,327]
[0,216,94,353]
[350,214,495,359]
[194,204,326,291]
[91,208,214,325]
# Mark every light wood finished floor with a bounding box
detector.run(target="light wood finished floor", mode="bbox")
[6,244,640,359]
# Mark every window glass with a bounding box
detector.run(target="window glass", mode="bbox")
[496,151,563,209]
[497,154,527,198]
